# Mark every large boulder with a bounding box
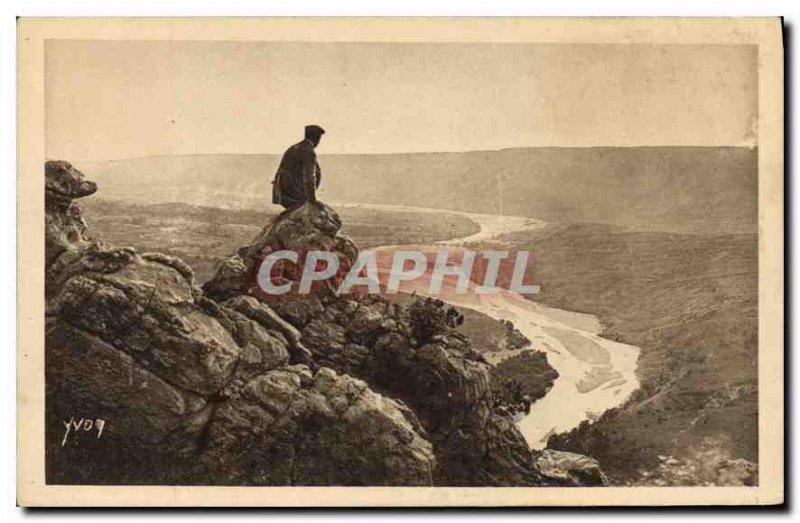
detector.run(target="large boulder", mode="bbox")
[203,202,358,302]
[203,365,435,485]
[45,320,209,484]
[281,294,545,486]
[45,160,97,269]
[51,255,243,396]
[534,450,609,486]
[46,320,207,445]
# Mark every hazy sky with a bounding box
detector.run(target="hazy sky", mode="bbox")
[45,41,757,160]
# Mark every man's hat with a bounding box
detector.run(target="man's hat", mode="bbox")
[305,124,325,137]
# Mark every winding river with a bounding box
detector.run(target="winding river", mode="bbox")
[343,203,641,449]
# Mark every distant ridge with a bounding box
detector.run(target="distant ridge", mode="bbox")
[70,144,757,164]
[74,146,757,234]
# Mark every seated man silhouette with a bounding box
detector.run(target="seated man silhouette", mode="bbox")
[272,124,325,210]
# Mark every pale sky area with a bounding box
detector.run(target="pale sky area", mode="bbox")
[45,41,757,161]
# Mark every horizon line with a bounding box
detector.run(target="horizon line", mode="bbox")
[61,143,758,164]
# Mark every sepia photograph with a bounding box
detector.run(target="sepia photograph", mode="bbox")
[17,17,784,507]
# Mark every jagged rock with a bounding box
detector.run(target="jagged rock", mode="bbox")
[348,301,394,343]
[43,161,442,486]
[218,308,291,383]
[287,294,542,486]
[203,202,535,486]
[45,160,97,268]
[409,297,464,343]
[269,294,325,329]
[502,320,531,350]
[45,241,138,303]
[302,318,348,360]
[221,295,314,366]
[200,253,249,302]
[632,438,757,486]
[716,459,758,486]
[266,203,345,246]
[46,319,207,446]
[51,255,243,396]
[203,365,435,486]
[491,350,559,417]
[535,450,609,486]
[195,198,607,486]
[45,319,209,485]
[46,160,98,200]
[222,295,302,347]
[203,202,358,301]
[141,252,198,290]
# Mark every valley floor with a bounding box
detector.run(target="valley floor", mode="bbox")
[491,223,758,484]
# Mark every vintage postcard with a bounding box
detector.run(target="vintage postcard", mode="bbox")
[17,18,783,506]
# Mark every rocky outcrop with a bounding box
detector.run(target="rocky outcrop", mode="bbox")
[534,450,608,486]
[202,365,434,485]
[201,198,550,485]
[202,202,358,302]
[502,319,531,351]
[302,296,544,486]
[51,254,242,396]
[44,161,434,486]
[44,160,604,487]
[491,350,559,417]
[45,160,97,269]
